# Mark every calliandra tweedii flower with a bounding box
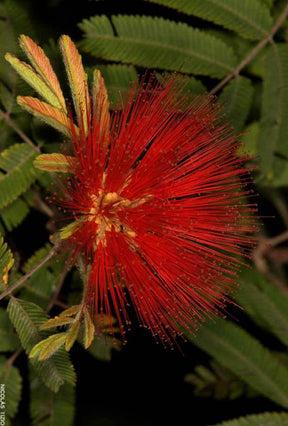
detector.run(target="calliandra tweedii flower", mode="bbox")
[6,35,257,346]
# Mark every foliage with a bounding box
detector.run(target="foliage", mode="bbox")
[79,15,237,78]
[7,298,76,392]
[147,0,273,40]
[30,370,75,426]
[185,360,258,400]
[0,0,288,424]
[215,412,288,425]
[0,235,14,286]
[0,356,22,420]
[189,316,288,408]
[235,269,288,347]
[0,307,19,351]
[259,44,288,186]
[0,143,37,209]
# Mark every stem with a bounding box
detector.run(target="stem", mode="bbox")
[5,348,23,370]
[33,191,54,218]
[0,246,57,301]
[0,109,40,152]
[210,5,288,95]
[265,230,288,249]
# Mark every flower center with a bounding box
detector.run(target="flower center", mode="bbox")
[89,191,151,247]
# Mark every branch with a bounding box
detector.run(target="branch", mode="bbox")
[32,191,54,218]
[0,108,40,152]
[0,246,58,301]
[210,4,288,95]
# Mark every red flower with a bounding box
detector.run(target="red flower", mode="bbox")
[7,35,257,346]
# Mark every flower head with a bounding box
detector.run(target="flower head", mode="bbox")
[6,35,257,345]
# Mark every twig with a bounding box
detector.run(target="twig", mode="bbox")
[266,230,288,248]
[0,108,40,152]
[0,246,57,301]
[5,348,23,370]
[210,4,288,95]
[32,191,54,218]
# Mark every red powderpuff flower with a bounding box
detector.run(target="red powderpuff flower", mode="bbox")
[6,35,257,345]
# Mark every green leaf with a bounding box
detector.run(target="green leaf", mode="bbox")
[0,308,19,352]
[97,64,138,108]
[30,371,75,426]
[30,333,67,360]
[79,15,237,78]
[259,44,288,185]
[83,308,95,349]
[0,198,29,231]
[59,305,81,318]
[87,335,122,362]
[238,122,259,157]
[65,322,80,352]
[18,244,59,309]
[40,317,74,331]
[0,81,15,112]
[0,4,18,89]
[0,356,22,419]
[219,76,254,133]
[7,298,76,392]
[4,0,37,39]
[156,72,206,103]
[215,412,288,426]
[189,318,288,408]
[59,221,79,240]
[261,0,274,8]
[0,143,37,209]
[5,54,63,110]
[34,153,75,173]
[22,244,52,273]
[147,0,273,40]
[0,235,14,286]
[235,269,288,347]
[185,360,257,400]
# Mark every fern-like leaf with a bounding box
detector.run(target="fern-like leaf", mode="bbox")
[259,44,288,186]
[0,356,22,419]
[97,64,138,108]
[7,298,76,392]
[86,335,122,362]
[18,244,60,309]
[0,143,37,209]
[0,198,29,231]
[215,411,288,426]
[79,15,237,78]
[0,308,19,352]
[147,0,272,40]
[219,76,253,133]
[0,234,14,286]
[185,360,257,400]
[189,318,288,408]
[0,3,18,89]
[156,72,206,105]
[30,370,75,426]
[4,0,37,40]
[261,0,274,8]
[235,269,288,347]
